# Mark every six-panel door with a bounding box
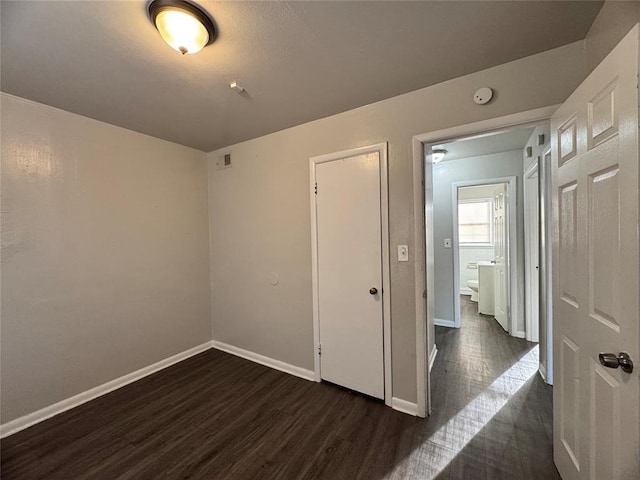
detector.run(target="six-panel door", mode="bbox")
[552,26,639,479]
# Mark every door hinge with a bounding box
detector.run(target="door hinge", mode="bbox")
[314,182,318,195]
[317,343,321,355]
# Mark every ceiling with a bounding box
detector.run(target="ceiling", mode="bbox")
[1,1,602,152]
[432,125,537,163]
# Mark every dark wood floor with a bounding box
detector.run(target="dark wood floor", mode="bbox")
[1,297,557,479]
[425,296,558,479]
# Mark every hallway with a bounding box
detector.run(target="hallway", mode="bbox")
[425,295,558,478]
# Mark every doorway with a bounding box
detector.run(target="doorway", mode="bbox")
[451,179,516,333]
[411,106,558,418]
[309,143,392,405]
[411,27,639,477]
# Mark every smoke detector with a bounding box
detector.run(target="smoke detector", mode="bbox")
[473,87,493,105]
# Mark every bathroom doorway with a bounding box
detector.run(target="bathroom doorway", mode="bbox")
[452,179,516,333]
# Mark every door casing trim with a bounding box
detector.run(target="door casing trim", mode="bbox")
[309,142,392,407]
[524,161,540,343]
[412,105,560,418]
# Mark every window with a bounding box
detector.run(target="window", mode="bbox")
[458,199,493,245]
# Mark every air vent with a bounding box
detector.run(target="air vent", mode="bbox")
[216,153,232,171]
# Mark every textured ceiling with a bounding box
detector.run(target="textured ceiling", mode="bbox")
[1,1,603,152]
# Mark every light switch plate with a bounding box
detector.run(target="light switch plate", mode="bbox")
[444,238,452,248]
[398,245,409,262]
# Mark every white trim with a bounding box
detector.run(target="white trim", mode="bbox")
[452,177,517,333]
[524,161,540,343]
[539,363,547,382]
[212,340,315,381]
[434,318,456,328]
[0,341,213,438]
[428,346,438,372]
[391,397,419,416]
[309,143,392,407]
[412,104,560,419]
[413,137,430,418]
[412,105,560,147]
[513,330,526,339]
[459,288,473,295]
[540,147,554,386]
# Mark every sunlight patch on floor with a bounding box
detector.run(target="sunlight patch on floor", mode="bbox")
[392,345,539,479]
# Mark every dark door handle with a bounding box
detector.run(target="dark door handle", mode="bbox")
[369,287,378,295]
[599,352,634,373]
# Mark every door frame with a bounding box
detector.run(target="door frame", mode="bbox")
[524,162,540,342]
[451,177,517,333]
[412,105,559,418]
[539,147,553,384]
[309,142,392,407]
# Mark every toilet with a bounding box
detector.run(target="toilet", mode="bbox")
[467,280,479,302]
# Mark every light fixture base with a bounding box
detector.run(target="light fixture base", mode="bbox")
[431,148,448,164]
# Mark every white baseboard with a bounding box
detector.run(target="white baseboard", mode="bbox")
[429,346,438,372]
[513,330,526,339]
[434,318,456,328]
[391,397,418,416]
[0,341,213,439]
[459,288,473,295]
[212,340,315,382]
[539,363,547,382]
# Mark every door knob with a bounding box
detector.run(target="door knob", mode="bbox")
[599,352,634,373]
[369,287,378,295]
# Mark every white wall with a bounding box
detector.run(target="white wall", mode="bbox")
[434,150,525,329]
[1,94,211,423]
[207,41,585,404]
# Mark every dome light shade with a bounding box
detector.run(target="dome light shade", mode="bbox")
[432,149,448,164]
[148,0,216,55]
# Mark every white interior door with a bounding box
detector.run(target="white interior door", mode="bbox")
[525,166,540,342]
[552,25,639,479]
[493,185,509,332]
[315,151,384,399]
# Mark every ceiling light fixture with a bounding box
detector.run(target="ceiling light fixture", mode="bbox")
[148,0,216,55]
[431,149,448,164]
